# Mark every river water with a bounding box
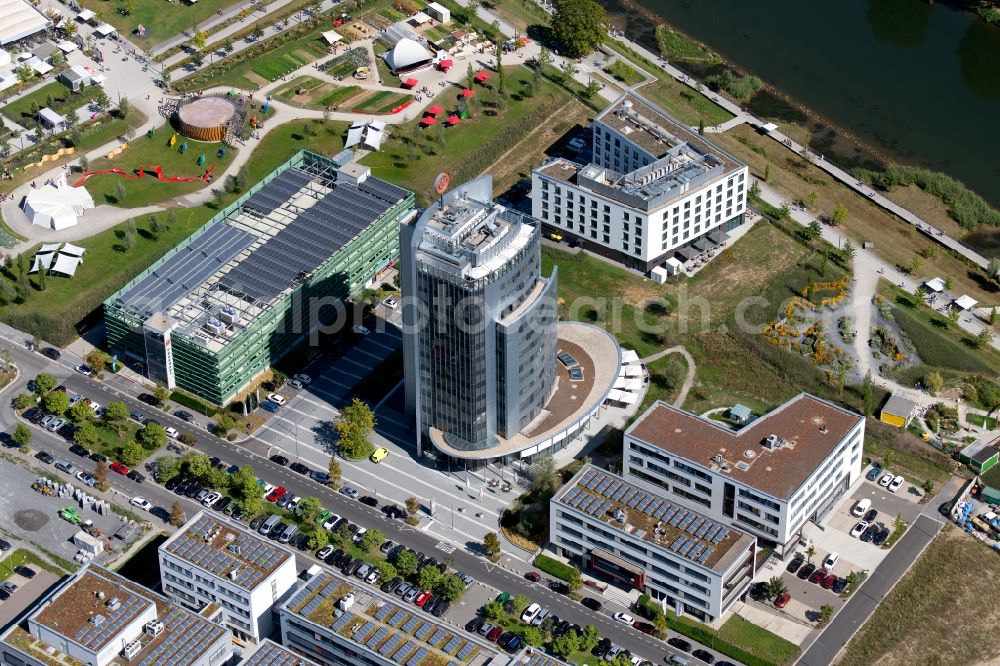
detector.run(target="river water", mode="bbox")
[602,0,1000,208]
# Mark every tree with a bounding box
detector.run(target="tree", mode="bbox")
[185,453,215,485]
[482,600,505,621]
[136,422,167,450]
[568,567,582,592]
[831,203,848,226]
[551,0,606,58]
[64,108,79,126]
[805,190,818,209]
[149,216,163,241]
[94,460,110,491]
[943,275,955,292]
[103,401,129,436]
[697,117,705,135]
[335,398,376,459]
[33,372,57,395]
[763,162,771,182]
[224,38,235,53]
[417,564,442,590]
[921,478,935,495]
[14,393,34,410]
[43,390,70,416]
[298,496,323,524]
[511,594,531,615]
[582,79,601,100]
[805,544,816,564]
[327,458,341,488]
[947,306,960,326]
[436,574,466,601]
[483,532,501,562]
[15,65,33,84]
[981,382,1000,422]
[910,256,922,274]
[215,412,236,437]
[991,306,998,326]
[152,384,170,406]
[532,456,558,495]
[192,30,207,51]
[169,501,186,526]
[395,549,418,577]
[863,370,874,417]
[560,60,578,82]
[373,560,396,581]
[406,496,420,517]
[520,626,545,647]
[115,181,127,204]
[537,47,554,72]
[818,603,833,625]
[94,89,111,112]
[155,456,181,483]
[119,440,145,466]
[763,576,786,600]
[550,630,581,657]
[778,202,791,220]
[578,625,600,651]
[360,527,385,552]
[977,328,993,349]
[805,220,823,240]
[71,423,99,449]
[307,526,329,550]
[12,423,31,451]
[252,24,265,40]
[842,238,856,260]
[85,350,106,374]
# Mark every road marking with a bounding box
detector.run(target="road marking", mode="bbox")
[435,541,456,554]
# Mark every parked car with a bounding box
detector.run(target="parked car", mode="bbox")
[879,473,894,488]
[888,475,905,493]
[851,521,869,538]
[862,524,880,542]
[785,556,804,573]
[352,325,370,335]
[865,466,882,481]
[359,496,378,507]
[466,617,484,633]
[774,592,791,608]
[521,603,542,623]
[691,650,715,665]
[667,638,692,653]
[89,452,108,463]
[310,471,332,485]
[612,612,635,626]
[288,379,304,390]
[110,461,129,475]
[341,487,360,499]
[293,373,312,385]
[352,527,367,544]
[75,364,92,376]
[76,471,96,487]
[863,508,878,523]
[127,470,145,483]
[525,571,541,582]
[35,451,54,464]
[41,347,61,360]
[267,393,286,406]
[832,577,848,594]
[266,486,287,503]
[797,563,816,580]
[370,447,389,463]
[14,565,35,579]
[581,597,602,611]
[164,427,179,439]
[130,497,152,511]
[290,462,310,475]
[260,401,279,413]
[873,527,891,546]
[823,552,840,570]
[270,455,289,466]
[202,492,222,507]
[809,569,826,584]
[851,498,871,517]
[821,573,837,590]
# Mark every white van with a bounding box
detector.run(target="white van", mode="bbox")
[851,498,871,517]
[521,603,541,623]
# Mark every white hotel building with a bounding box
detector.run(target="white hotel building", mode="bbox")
[550,464,756,625]
[531,92,749,273]
[159,511,298,643]
[623,394,865,557]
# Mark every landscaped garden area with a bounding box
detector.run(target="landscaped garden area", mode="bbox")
[79,0,244,47]
[81,123,236,207]
[1,82,103,130]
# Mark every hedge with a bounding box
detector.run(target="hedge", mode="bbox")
[169,390,220,416]
[533,554,578,581]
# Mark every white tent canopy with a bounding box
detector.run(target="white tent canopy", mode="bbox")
[410,11,431,24]
[345,119,385,151]
[76,8,95,22]
[382,38,433,72]
[57,40,78,53]
[37,107,64,127]
[621,349,640,365]
[29,252,54,273]
[607,389,637,405]
[953,295,978,311]
[51,253,82,276]
[22,179,94,230]
[93,23,117,38]
[619,365,641,378]
[39,243,62,254]
[924,277,945,292]
[0,0,50,46]
[613,376,642,391]
[321,30,342,44]
[60,242,85,257]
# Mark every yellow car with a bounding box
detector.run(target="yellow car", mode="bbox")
[370,447,389,463]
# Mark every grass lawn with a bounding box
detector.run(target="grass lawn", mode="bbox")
[717,615,799,665]
[1,82,102,129]
[841,524,1000,666]
[81,124,234,207]
[350,91,411,113]
[362,65,572,203]
[79,0,243,47]
[636,353,687,412]
[863,418,955,486]
[654,25,721,64]
[482,0,551,33]
[277,76,326,100]
[316,85,363,108]
[0,548,67,581]
[967,413,997,429]
[877,281,1000,375]
[604,60,645,86]
[711,124,999,305]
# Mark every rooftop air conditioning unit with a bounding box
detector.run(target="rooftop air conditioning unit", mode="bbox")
[218,306,240,325]
[144,620,164,638]
[338,593,355,611]
[228,568,239,581]
[614,508,626,524]
[763,434,779,450]
[90,614,106,627]
[203,318,225,335]
[121,639,142,660]
[106,597,120,611]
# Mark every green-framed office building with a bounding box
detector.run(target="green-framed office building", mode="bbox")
[104,150,416,405]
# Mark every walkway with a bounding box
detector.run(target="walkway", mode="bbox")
[641,345,695,408]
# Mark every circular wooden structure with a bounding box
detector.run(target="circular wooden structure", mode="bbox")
[174,97,237,142]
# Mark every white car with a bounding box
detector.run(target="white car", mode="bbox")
[202,492,222,507]
[293,374,312,385]
[383,297,398,310]
[288,379,304,390]
[850,521,869,538]
[521,602,541,623]
[888,475,905,493]
[267,393,286,406]
[317,545,334,560]
[75,364,92,376]
[352,527,367,543]
[851,498,871,517]
[879,473,894,488]
[823,552,840,570]
[287,496,301,513]
[323,513,341,530]
[130,497,152,512]
[164,426,179,439]
[352,325,370,335]
[261,483,275,498]
[612,612,635,626]
[365,569,381,585]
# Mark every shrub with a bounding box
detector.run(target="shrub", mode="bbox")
[534,554,578,582]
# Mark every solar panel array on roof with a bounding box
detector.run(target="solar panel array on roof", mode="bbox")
[414,622,434,641]
[74,593,145,648]
[366,626,390,649]
[390,609,411,628]
[443,637,462,654]
[455,643,478,660]
[244,168,315,216]
[220,177,402,302]
[242,641,312,666]
[166,516,286,590]
[428,628,448,646]
[135,607,226,666]
[354,620,377,642]
[375,604,394,621]
[406,647,429,666]
[380,633,404,656]
[115,223,254,316]
[712,527,730,544]
[401,615,420,633]
[697,547,714,564]
[393,641,416,664]
[331,610,354,632]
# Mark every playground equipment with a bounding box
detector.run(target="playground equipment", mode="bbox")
[169,132,177,147]
[179,142,187,154]
[261,102,270,113]
[217,147,226,158]
[250,115,257,128]
[146,127,154,138]
[73,163,218,187]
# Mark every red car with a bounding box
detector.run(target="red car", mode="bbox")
[266,486,287,503]
[486,626,504,642]
[525,571,541,582]
[821,573,837,589]
[809,569,826,584]
[110,461,128,475]
[774,592,791,608]
[414,591,432,607]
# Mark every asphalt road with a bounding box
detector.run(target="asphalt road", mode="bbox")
[0,342,739,666]
[797,513,944,665]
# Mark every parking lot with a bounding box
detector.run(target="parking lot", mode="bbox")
[0,458,141,566]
